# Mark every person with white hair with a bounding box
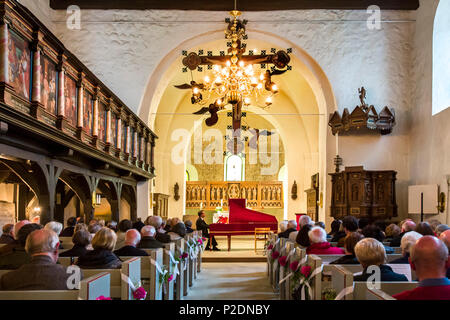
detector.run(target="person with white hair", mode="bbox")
[279,220,288,233]
[390,231,423,264]
[354,238,408,282]
[298,215,312,229]
[0,229,72,290]
[278,220,297,239]
[138,225,164,249]
[306,226,344,254]
[145,215,171,243]
[44,221,63,236]
[114,229,148,256]
[435,224,450,237]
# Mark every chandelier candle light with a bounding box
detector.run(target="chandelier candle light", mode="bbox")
[175,9,291,154]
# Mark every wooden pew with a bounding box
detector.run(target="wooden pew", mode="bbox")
[0,271,110,300]
[59,237,74,249]
[279,240,294,300]
[196,230,203,273]
[330,265,354,300]
[162,242,176,300]
[317,254,403,264]
[307,255,323,300]
[354,281,418,300]
[142,248,164,300]
[185,235,197,288]
[366,288,396,300]
[271,237,285,292]
[174,238,185,300]
[81,257,141,300]
[266,232,277,281]
[285,247,306,300]
[120,257,141,300]
[58,256,77,267]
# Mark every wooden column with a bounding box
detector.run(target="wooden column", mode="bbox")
[104,101,112,153]
[56,57,68,131]
[0,20,9,84]
[30,31,45,120]
[116,116,122,150]
[91,89,99,147]
[150,136,155,174]
[17,184,29,221]
[76,72,85,140]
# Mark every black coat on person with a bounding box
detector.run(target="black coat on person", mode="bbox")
[77,248,122,269]
[353,264,408,282]
[114,245,149,256]
[59,244,88,257]
[278,228,296,239]
[330,254,359,265]
[137,236,164,249]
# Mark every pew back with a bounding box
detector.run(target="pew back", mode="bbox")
[121,257,141,300]
[79,272,111,300]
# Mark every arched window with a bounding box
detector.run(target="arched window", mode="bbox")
[432,0,450,115]
[224,154,245,181]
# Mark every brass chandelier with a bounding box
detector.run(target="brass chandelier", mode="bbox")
[175,9,292,130]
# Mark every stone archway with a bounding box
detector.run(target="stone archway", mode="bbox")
[138,30,337,223]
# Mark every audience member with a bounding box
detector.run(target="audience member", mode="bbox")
[295,224,312,248]
[298,215,312,229]
[77,227,121,269]
[307,227,344,255]
[354,238,408,282]
[164,218,172,232]
[0,224,15,244]
[328,219,342,237]
[138,225,164,249]
[74,223,88,233]
[185,220,194,234]
[107,221,117,232]
[415,222,435,236]
[168,222,186,241]
[115,219,133,249]
[132,218,145,232]
[44,221,64,248]
[394,236,450,300]
[315,221,326,230]
[60,217,77,237]
[279,220,288,233]
[0,220,30,256]
[435,224,450,237]
[114,229,148,256]
[390,220,416,247]
[59,230,91,257]
[0,223,42,270]
[390,231,422,264]
[439,229,450,278]
[278,220,297,239]
[0,229,72,290]
[196,210,219,251]
[358,217,370,231]
[88,222,102,235]
[361,225,394,254]
[335,216,358,247]
[385,223,401,242]
[146,216,171,243]
[330,232,364,265]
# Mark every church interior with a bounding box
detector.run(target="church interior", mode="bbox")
[0,0,449,302]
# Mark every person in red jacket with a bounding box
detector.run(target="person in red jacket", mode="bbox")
[393,236,450,300]
[306,227,345,255]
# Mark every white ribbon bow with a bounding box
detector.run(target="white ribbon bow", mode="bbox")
[165,249,180,277]
[334,284,354,300]
[299,265,323,300]
[121,273,137,292]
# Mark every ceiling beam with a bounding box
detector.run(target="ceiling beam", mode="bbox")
[49,0,420,11]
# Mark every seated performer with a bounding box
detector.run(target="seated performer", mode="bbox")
[196,210,219,251]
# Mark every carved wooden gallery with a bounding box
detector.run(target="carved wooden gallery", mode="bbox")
[0,0,157,224]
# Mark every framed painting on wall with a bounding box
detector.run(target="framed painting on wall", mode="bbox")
[8,29,31,100]
[64,74,77,126]
[83,90,93,134]
[40,54,57,114]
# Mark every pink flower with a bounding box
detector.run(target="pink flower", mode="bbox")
[202,237,207,241]
[289,261,299,272]
[278,256,287,267]
[300,265,312,278]
[197,238,203,245]
[132,287,147,300]
[167,274,174,282]
[95,295,111,300]
[267,244,273,250]
[271,250,280,260]
[181,252,188,259]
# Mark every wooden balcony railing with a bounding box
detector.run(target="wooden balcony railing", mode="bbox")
[186,181,283,210]
[0,0,156,179]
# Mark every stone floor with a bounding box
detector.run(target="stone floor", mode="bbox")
[185,236,276,300]
[184,262,277,300]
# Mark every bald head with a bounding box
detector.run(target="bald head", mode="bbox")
[402,220,416,233]
[410,236,449,281]
[125,229,141,247]
[25,229,60,263]
[141,225,156,237]
[14,220,30,240]
[439,229,450,252]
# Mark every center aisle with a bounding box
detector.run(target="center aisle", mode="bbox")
[185,262,278,300]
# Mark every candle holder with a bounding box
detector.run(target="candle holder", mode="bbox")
[334,155,343,173]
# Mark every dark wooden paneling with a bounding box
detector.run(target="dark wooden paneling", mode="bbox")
[49,0,420,11]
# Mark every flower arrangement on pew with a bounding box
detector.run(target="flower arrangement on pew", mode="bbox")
[96,295,112,300]
[196,237,207,251]
[269,248,280,264]
[159,265,174,285]
[132,285,147,300]
[278,255,288,268]
[291,264,313,300]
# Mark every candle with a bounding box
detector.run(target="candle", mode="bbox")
[336,132,339,156]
